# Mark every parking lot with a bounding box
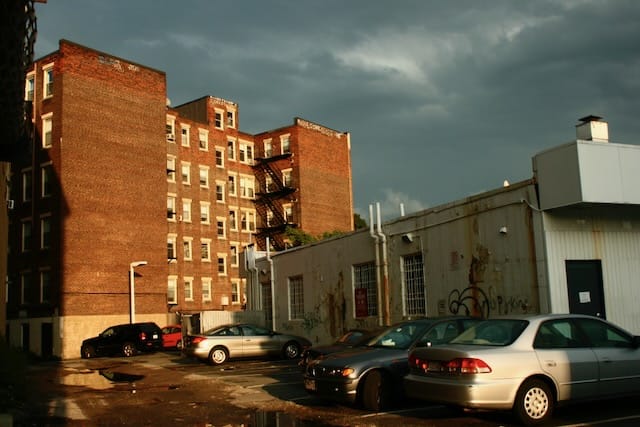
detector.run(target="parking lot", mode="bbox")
[19,350,640,426]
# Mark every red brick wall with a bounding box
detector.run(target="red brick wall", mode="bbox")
[56,41,168,316]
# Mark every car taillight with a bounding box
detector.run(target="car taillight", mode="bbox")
[139,332,148,341]
[409,353,429,371]
[190,336,206,345]
[444,358,492,374]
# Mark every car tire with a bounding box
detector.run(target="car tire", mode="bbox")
[362,370,390,412]
[122,342,136,357]
[283,341,301,359]
[513,378,554,426]
[81,345,95,359]
[209,346,228,365]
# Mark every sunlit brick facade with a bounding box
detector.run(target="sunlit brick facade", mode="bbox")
[6,40,353,359]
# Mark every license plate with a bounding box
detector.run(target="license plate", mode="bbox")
[304,379,316,391]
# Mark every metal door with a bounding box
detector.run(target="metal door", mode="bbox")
[566,260,606,318]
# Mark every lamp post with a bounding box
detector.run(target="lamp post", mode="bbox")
[129,261,148,324]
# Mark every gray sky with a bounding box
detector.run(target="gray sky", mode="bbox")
[33,0,640,221]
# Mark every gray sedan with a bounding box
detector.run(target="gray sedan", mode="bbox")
[183,323,312,365]
[303,317,480,411]
[404,313,640,425]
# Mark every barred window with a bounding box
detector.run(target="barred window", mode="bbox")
[403,253,426,316]
[353,262,378,317]
[289,275,304,320]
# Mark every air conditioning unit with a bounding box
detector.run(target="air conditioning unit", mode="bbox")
[6,200,14,209]
[166,133,175,141]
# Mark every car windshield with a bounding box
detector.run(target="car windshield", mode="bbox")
[367,321,434,350]
[450,319,528,346]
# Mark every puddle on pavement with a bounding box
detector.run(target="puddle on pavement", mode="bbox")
[251,410,330,427]
[60,368,144,390]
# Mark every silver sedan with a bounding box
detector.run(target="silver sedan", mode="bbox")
[404,313,640,426]
[183,323,312,365]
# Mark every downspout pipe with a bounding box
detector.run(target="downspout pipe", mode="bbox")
[369,204,384,326]
[376,202,391,326]
[267,237,276,331]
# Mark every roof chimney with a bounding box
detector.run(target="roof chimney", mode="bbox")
[576,115,608,142]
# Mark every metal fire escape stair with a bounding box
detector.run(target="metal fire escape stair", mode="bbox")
[252,153,297,251]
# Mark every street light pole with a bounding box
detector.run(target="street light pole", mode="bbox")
[129,261,148,324]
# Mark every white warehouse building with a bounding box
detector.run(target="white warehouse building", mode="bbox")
[242,116,640,346]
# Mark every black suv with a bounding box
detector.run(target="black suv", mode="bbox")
[81,322,163,358]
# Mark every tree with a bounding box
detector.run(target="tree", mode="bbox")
[353,213,367,230]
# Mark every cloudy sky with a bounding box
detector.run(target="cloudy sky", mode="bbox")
[33,0,640,221]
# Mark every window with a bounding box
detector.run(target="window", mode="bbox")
[25,73,35,101]
[288,275,304,320]
[239,142,254,164]
[229,208,238,231]
[403,253,426,316]
[201,239,211,262]
[230,243,239,267]
[166,116,176,141]
[183,238,193,261]
[228,174,237,196]
[227,110,235,128]
[263,139,272,158]
[40,216,51,249]
[22,169,32,202]
[239,175,255,198]
[43,64,54,98]
[215,147,224,168]
[40,270,51,303]
[167,234,177,261]
[21,221,32,252]
[240,209,256,232]
[262,282,273,324]
[167,156,176,182]
[21,272,33,305]
[198,129,208,150]
[41,163,53,197]
[227,139,236,160]
[283,169,293,187]
[281,134,290,154]
[182,199,192,223]
[181,125,190,147]
[202,278,212,302]
[353,262,378,317]
[200,202,210,224]
[167,276,178,304]
[216,181,225,203]
[199,166,209,188]
[265,176,273,193]
[217,254,227,276]
[167,195,177,220]
[181,162,191,185]
[231,279,240,304]
[184,277,194,301]
[216,217,226,239]
[284,204,294,224]
[42,114,53,148]
[214,110,223,129]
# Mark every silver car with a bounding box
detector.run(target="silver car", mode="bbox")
[404,313,640,425]
[183,323,312,365]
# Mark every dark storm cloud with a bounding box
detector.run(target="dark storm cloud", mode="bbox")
[34,0,640,219]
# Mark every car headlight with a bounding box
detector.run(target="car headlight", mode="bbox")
[327,367,355,378]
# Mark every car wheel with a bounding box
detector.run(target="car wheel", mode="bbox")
[81,345,95,359]
[209,346,228,365]
[122,342,136,357]
[362,370,390,412]
[513,378,554,426]
[283,341,301,359]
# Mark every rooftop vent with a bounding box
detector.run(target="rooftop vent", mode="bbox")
[576,115,608,142]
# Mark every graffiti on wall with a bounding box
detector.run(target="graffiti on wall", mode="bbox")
[448,286,490,318]
[487,286,532,315]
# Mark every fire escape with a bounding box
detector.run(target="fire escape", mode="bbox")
[252,152,297,251]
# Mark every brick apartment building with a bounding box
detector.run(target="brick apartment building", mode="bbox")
[6,40,353,359]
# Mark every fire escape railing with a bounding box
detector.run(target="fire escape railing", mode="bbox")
[252,153,296,251]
